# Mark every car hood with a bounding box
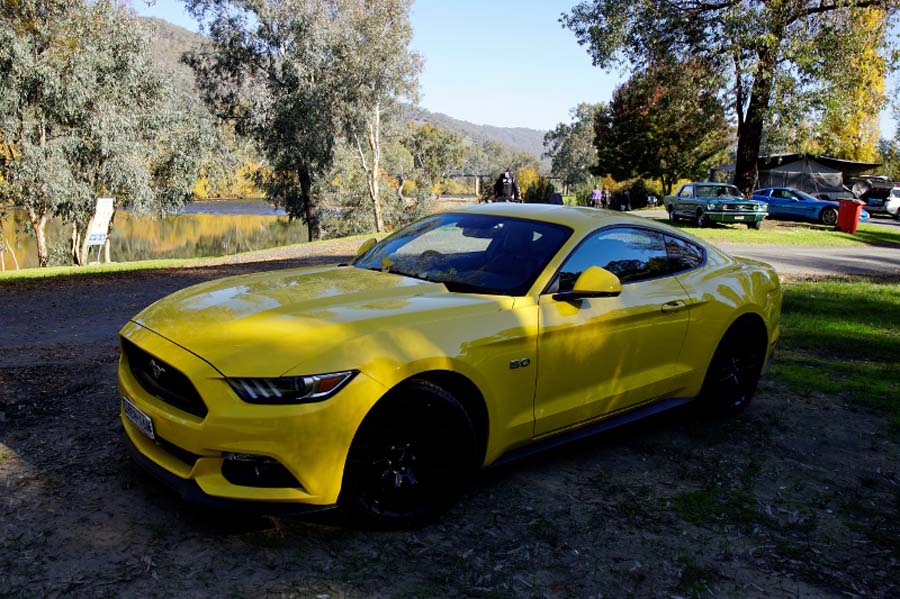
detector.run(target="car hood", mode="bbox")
[132,265,508,376]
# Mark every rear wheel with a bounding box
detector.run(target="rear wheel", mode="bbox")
[340,380,477,528]
[698,324,765,416]
[820,207,838,226]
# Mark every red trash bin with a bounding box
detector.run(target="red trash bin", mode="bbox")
[836,199,863,234]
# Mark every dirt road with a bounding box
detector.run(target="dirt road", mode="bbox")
[1,241,898,598]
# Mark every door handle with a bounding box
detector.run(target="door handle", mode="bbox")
[661,300,687,313]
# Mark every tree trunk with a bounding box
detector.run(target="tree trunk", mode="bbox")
[26,207,49,268]
[733,45,781,196]
[397,174,407,204]
[368,103,384,233]
[300,168,320,241]
[103,205,118,263]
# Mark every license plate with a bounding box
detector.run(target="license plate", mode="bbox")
[734,215,745,220]
[123,398,155,440]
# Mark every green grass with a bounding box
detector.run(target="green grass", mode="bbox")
[0,233,379,283]
[656,219,900,247]
[771,278,900,432]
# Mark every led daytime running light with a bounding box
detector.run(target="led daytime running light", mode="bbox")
[228,371,357,404]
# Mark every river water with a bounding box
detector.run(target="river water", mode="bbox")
[0,200,310,270]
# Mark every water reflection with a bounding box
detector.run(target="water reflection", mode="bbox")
[0,201,309,269]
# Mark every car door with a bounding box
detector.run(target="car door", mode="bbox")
[675,185,694,217]
[534,226,692,436]
[767,189,793,218]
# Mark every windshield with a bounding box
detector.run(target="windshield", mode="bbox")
[695,184,742,198]
[354,213,572,295]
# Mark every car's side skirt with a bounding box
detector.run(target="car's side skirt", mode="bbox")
[490,396,696,468]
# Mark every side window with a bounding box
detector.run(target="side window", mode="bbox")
[678,186,693,198]
[556,227,669,291]
[665,235,704,273]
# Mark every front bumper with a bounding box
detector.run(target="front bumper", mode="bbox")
[706,210,767,223]
[118,321,387,506]
[123,431,336,515]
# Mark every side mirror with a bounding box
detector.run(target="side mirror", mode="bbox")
[553,266,622,302]
[356,237,377,257]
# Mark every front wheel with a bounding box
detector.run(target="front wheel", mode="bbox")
[748,220,762,230]
[340,380,477,528]
[667,205,677,222]
[696,210,708,228]
[820,207,838,226]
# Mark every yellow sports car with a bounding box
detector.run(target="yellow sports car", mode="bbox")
[119,203,781,527]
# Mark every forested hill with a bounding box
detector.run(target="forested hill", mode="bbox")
[399,106,547,161]
[143,17,546,162]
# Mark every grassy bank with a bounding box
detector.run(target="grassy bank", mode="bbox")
[771,277,900,433]
[0,233,378,283]
[659,219,900,247]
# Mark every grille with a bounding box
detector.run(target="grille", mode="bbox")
[121,338,208,418]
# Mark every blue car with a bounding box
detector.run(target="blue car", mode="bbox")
[752,187,869,226]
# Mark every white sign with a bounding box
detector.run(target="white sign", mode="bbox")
[86,197,115,246]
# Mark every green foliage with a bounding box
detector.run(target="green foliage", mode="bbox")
[0,0,221,266]
[562,0,900,194]
[186,0,420,240]
[522,176,554,203]
[543,103,600,187]
[593,60,729,195]
[404,123,465,188]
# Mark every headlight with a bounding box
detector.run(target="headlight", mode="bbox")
[228,371,357,404]
[709,202,720,209]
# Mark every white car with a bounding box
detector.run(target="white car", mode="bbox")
[864,186,900,218]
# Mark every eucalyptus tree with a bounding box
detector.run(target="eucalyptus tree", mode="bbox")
[543,103,601,190]
[562,0,900,195]
[185,0,420,239]
[341,1,420,233]
[405,123,466,188]
[0,0,220,266]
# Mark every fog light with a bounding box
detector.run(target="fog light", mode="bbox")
[221,453,303,489]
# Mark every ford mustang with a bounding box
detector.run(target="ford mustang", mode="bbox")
[119,204,781,527]
[665,182,768,228]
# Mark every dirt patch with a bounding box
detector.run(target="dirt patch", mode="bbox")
[1,247,898,598]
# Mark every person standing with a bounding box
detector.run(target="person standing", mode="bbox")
[493,169,520,202]
[601,186,611,209]
[590,185,602,208]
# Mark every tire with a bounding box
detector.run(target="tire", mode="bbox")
[696,210,708,228]
[820,207,838,226]
[748,220,762,230]
[340,380,477,528]
[698,324,765,416]
[667,205,677,222]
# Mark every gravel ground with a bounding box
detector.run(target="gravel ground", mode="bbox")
[1,239,898,598]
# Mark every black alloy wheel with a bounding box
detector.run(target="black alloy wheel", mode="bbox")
[698,326,765,416]
[820,207,838,226]
[340,380,477,528]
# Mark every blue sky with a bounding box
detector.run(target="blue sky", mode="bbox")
[131,0,894,137]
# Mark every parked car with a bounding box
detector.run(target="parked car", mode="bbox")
[664,182,768,229]
[752,187,870,225]
[119,204,781,527]
[862,186,900,219]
